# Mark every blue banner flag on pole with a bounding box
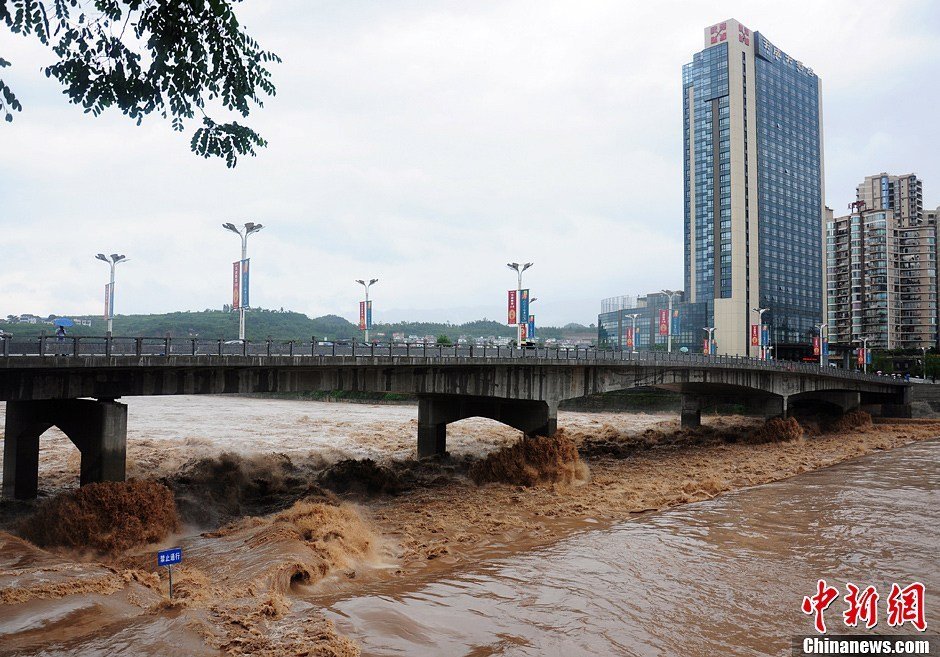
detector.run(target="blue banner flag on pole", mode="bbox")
[366,300,373,330]
[527,314,535,339]
[671,309,680,335]
[519,289,529,322]
[241,258,250,308]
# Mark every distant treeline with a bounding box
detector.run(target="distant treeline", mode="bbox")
[0,309,593,342]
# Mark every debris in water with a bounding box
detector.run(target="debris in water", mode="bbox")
[468,434,589,486]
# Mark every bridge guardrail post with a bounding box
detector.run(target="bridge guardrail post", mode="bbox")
[242,340,247,357]
[217,339,222,356]
[266,339,272,357]
[352,342,356,357]
[134,337,142,357]
[164,337,170,356]
[105,336,112,358]
[72,337,79,357]
[288,340,294,357]
[2,336,9,357]
[39,335,47,357]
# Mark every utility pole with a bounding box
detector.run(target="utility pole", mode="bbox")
[815,323,828,370]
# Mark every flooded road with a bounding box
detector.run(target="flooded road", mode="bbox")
[320,439,940,656]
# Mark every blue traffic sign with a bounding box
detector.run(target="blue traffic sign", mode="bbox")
[157,547,182,567]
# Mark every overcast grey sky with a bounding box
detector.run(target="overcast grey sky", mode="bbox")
[1,0,938,326]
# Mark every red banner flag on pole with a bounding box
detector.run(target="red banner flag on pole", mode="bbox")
[232,261,241,310]
[359,301,366,330]
[658,309,668,336]
[751,324,760,346]
[508,290,518,325]
[813,337,820,356]
[625,327,634,349]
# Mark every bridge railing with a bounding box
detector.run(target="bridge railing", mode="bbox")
[0,335,895,385]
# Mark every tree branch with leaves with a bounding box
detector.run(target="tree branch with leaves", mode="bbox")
[1,0,280,167]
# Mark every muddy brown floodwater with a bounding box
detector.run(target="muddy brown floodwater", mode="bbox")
[0,396,938,656]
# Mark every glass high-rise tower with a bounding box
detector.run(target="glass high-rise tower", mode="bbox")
[682,19,825,357]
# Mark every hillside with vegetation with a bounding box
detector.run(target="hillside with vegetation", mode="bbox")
[1,310,595,343]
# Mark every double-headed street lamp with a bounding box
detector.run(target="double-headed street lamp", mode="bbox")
[753,307,769,360]
[703,326,716,355]
[661,289,680,353]
[222,221,264,341]
[627,313,640,354]
[95,253,128,335]
[356,278,378,342]
[815,323,828,370]
[507,262,533,345]
[855,337,870,374]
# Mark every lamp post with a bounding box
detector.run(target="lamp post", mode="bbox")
[507,262,533,345]
[703,326,716,356]
[752,307,769,360]
[356,278,378,342]
[855,337,869,374]
[815,323,828,370]
[222,222,264,341]
[95,253,128,336]
[627,313,640,354]
[661,289,680,353]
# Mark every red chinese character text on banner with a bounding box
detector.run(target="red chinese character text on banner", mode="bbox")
[802,579,840,633]
[843,583,879,629]
[751,324,760,346]
[887,582,926,632]
[658,309,668,336]
[508,290,517,325]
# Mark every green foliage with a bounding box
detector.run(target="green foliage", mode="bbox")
[1,0,279,166]
[0,310,593,343]
[435,333,452,345]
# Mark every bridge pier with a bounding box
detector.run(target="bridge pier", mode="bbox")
[2,399,127,500]
[744,395,788,419]
[680,395,701,428]
[417,395,557,458]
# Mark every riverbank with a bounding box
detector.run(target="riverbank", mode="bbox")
[1,401,938,656]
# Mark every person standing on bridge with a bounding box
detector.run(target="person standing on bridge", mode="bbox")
[55,325,66,356]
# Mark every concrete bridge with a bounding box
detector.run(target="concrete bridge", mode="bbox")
[0,337,911,499]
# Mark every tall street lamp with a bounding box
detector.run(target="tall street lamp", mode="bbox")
[855,337,870,374]
[627,313,640,354]
[661,289,680,353]
[95,253,128,335]
[703,326,716,355]
[507,262,533,345]
[752,307,769,360]
[223,222,264,341]
[815,323,828,370]
[356,278,378,342]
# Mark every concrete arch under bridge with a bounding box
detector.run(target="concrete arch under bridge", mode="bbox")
[0,352,912,497]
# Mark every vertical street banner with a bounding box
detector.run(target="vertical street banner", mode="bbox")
[519,289,529,321]
[359,301,366,330]
[813,337,820,356]
[508,290,517,325]
[625,326,634,349]
[366,300,373,330]
[232,261,241,310]
[866,349,872,365]
[761,324,769,347]
[240,258,250,308]
[527,314,535,339]
[520,323,527,341]
[703,338,710,355]
[671,309,680,335]
[658,309,669,336]
[857,348,865,366]
[822,340,829,358]
[751,324,760,346]
[103,283,113,320]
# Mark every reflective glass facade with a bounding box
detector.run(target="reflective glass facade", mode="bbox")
[683,44,730,302]
[753,32,823,345]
